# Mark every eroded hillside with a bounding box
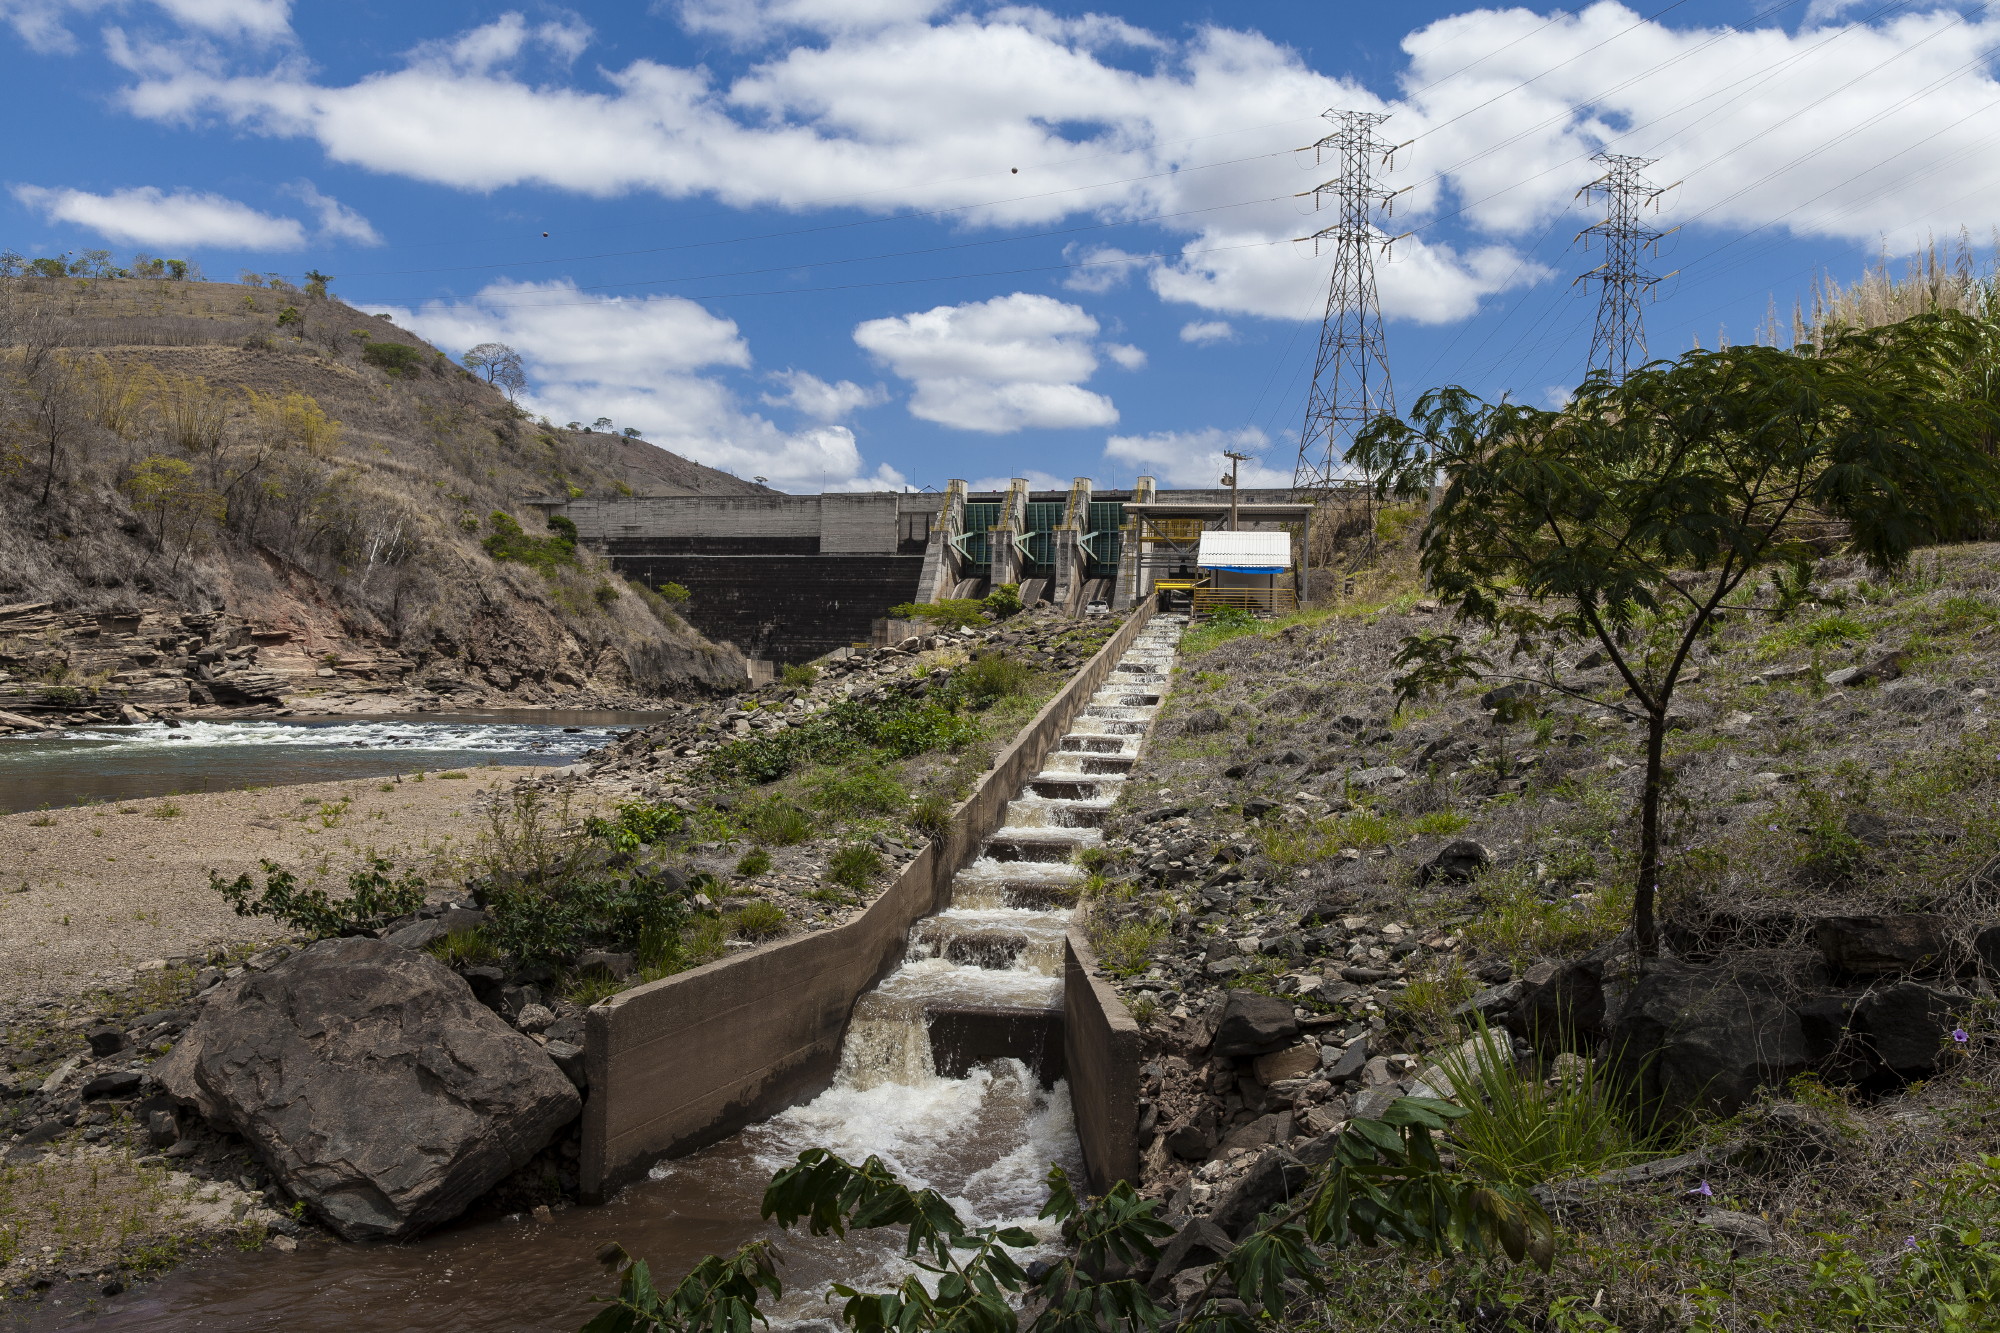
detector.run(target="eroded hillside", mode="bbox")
[0,273,763,714]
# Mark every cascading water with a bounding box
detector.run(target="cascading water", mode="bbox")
[58,619,1186,1333]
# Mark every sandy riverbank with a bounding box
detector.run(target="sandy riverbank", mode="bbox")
[0,765,550,1004]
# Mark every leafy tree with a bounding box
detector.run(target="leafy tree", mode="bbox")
[302,268,333,299]
[465,342,527,397]
[362,339,425,377]
[123,455,224,570]
[584,1098,1550,1332]
[28,257,66,279]
[1351,314,2000,953]
[621,425,642,439]
[592,417,614,433]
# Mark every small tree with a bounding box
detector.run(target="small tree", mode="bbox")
[592,416,614,433]
[1352,315,2000,954]
[464,342,526,397]
[302,268,333,299]
[621,425,642,439]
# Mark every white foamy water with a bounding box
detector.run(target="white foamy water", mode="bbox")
[34,717,619,756]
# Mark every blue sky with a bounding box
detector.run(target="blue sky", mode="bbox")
[6,0,1999,490]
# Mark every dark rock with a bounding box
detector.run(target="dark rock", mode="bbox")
[383,919,448,951]
[81,1070,143,1100]
[1348,1086,1400,1120]
[1815,915,1953,977]
[154,937,581,1242]
[1608,962,1810,1121]
[1851,981,1960,1080]
[86,1026,129,1058]
[1216,1111,1293,1156]
[1794,993,1859,1064]
[1178,708,1227,736]
[1339,966,1392,984]
[146,1109,180,1148]
[1507,959,1606,1052]
[574,951,637,981]
[244,945,293,972]
[1208,991,1300,1057]
[543,1040,587,1089]
[1165,1124,1213,1161]
[1457,980,1523,1021]
[1148,1218,1235,1293]
[1479,681,1539,711]
[461,965,507,1009]
[1322,1040,1368,1082]
[1416,839,1492,886]
[437,907,490,936]
[1240,798,1279,821]
[1977,923,2000,976]
[1142,805,1192,824]
[18,1119,65,1146]
[1208,1147,1310,1237]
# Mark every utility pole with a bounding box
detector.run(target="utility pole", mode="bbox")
[1295,109,1408,497]
[1221,450,1249,531]
[1574,152,1677,380]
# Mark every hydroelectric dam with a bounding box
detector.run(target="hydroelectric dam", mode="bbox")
[532,476,1342,666]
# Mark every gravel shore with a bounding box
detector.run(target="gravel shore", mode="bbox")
[0,766,545,1004]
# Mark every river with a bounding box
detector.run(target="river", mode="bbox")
[0,712,658,814]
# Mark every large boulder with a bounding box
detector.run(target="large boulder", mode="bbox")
[1207,991,1300,1058]
[1607,962,1810,1122]
[156,937,581,1241]
[1506,958,1607,1052]
[1815,915,1952,977]
[1850,981,1962,1080]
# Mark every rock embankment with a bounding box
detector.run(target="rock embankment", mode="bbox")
[0,598,691,727]
[1075,553,2000,1297]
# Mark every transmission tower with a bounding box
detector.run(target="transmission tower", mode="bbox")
[1295,109,1407,495]
[1574,152,1675,379]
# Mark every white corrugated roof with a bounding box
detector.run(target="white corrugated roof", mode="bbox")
[1197,530,1292,568]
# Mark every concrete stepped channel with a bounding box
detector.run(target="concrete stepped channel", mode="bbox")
[79,615,1185,1332]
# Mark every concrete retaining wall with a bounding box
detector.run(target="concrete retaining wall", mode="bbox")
[580,601,1157,1200]
[1062,932,1144,1191]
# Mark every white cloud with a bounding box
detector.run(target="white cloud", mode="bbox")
[377,279,896,492]
[1,0,288,52]
[12,183,306,249]
[1103,342,1146,370]
[1179,319,1232,344]
[965,469,1072,490]
[412,12,592,72]
[854,292,1118,433]
[283,181,381,245]
[1060,246,1150,295]
[761,369,887,421]
[55,3,2000,326]
[1102,426,1290,489]
[676,0,946,44]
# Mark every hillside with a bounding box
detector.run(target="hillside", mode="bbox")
[0,273,767,714]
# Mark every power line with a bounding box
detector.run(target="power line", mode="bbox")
[1576,153,1675,378]
[1295,110,1402,494]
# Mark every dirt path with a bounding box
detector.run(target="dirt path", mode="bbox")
[0,765,546,1004]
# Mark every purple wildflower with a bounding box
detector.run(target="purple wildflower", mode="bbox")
[1905,1236,1919,1250]
[1689,1180,1713,1198]
[1953,1029,1970,1044]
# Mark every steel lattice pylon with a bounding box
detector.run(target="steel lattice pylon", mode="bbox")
[1295,109,1403,496]
[1575,152,1674,380]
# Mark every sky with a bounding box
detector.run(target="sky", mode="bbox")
[6,0,2000,492]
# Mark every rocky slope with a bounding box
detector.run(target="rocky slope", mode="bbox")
[0,273,762,721]
[1081,543,2000,1323]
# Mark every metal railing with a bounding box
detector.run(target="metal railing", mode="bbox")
[1188,582,1296,618]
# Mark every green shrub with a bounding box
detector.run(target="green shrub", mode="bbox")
[482,511,580,576]
[740,798,814,846]
[361,340,425,377]
[807,764,909,818]
[958,652,1035,709]
[780,663,819,688]
[729,901,788,940]
[827,844,885,892]
[655,581,691,605]
[1089,915,1165,977]
[705,692,978,786]
[909,791,954,841]
[1439,1023,1652,1187]
[427,927,498,967]
[981,582,1022,618]
[212,857,426,938]
[887,598,987,630]
[735,847,773,877]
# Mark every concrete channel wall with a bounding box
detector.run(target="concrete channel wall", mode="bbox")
[580,599,1158,1200]
[1062,932,1144,1191]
